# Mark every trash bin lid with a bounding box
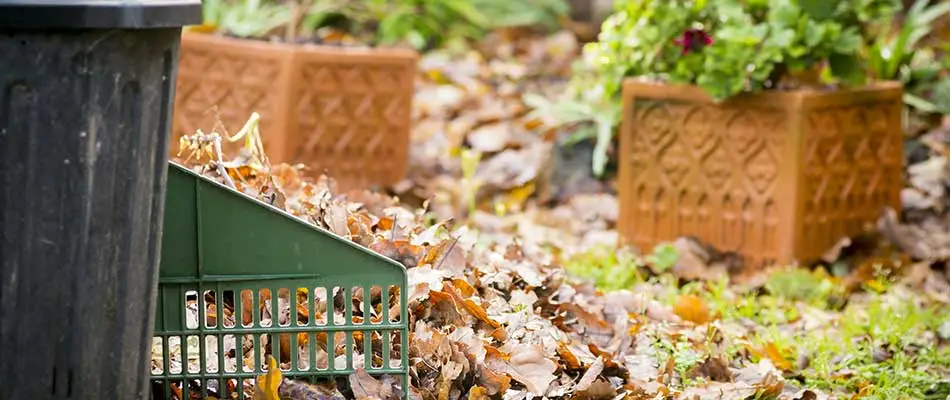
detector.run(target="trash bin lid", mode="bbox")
[0,0,202,29]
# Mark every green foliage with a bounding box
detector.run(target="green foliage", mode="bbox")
[799,292,950,399]
[866,0,950,81]
[763,268,845,308]
[564,243,680,291]
[466,0,570,32]
[710,276,950,398]
[201,0,294,38]
[644,243,679,274]
[901,46,950,115]
[654,336,706,384]
[536,0,920,176]
[523,92,620,176]
[322,0,494,49]
[575,0,900,102]
[202,0,570,50]
[564,245,645,291]
[865,0,950,119]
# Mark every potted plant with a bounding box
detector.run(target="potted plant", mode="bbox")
[567,0,934,268]
[172,0,420,191]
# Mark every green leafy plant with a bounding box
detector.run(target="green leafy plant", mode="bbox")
[866,0,950,81]
[864,0,950,126]
[201,0,295,38]
[763,267,845,308]
[201,0,570,51]
[468,0,570,31]
[523,92,620,176]
[564,245,645,291]
[644,243,679,274]
[564,243,681,291]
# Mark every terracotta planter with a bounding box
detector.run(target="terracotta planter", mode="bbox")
[172,33,418,191]
[618,81,904,268]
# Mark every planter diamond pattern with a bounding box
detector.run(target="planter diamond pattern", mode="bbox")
[619,81,903,268]
[172,33,417,191]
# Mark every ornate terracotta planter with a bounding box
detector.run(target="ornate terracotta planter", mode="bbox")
[618,81,904,268]
[171,33,417,191]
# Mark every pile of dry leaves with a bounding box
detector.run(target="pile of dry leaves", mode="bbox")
[156,113,853,400]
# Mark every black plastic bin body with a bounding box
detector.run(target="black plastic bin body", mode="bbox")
[0,2,201,399]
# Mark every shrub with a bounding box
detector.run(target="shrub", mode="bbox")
[198,0,570,50]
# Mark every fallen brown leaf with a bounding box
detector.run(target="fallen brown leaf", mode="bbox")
[505,344,558,395]
[673,295,711,325]
[575,356,605,391]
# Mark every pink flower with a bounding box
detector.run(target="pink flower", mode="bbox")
[674,28,713,55]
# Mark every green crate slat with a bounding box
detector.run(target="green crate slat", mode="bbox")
[151,162,408,400]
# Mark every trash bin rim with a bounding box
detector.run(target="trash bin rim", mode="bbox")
[0,0,202,29]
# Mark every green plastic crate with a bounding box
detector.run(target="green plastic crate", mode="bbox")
[151,162,408,400]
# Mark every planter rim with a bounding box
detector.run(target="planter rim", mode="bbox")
[623,79,902,102]
[183,31,419,59]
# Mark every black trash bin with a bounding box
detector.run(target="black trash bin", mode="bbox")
[0,1,201,399]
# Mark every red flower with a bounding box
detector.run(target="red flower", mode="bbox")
[674,28,713,55]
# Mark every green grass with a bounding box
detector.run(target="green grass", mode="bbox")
[562,245,950,398]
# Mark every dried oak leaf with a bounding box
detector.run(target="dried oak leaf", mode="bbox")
[450,279,478,298]
[467,122,512,153]
[438,360,465,400]
[745,342,795,372]
[448,326,488,364]
[252,356,281,400]
[686,356,734,382]
[476,363,512,395]
[505,344,558,395]
[585,343,622,372]
[323,199,351,237]
[422,238,467,275]
[560,303,610,332]
[407,265,448,301]
[755,370,785,398]
[673,294,711,325]
[349,368,401,400]
[575,356,605,392]
[370,239,424,269]
[425,290,466,327]
[573,379,617,400]
[443,282,503,329]
[466,386,491,400]
[278,378,346,400]
[347,211,376,247]
[556,343,582,370]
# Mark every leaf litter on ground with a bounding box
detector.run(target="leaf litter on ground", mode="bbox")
[155,29,950,400]
[162,106,950,400]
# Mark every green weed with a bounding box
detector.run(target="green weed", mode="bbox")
[563,245,644,292]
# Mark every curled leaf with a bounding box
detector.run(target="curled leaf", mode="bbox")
[253,355,282,400]
[673,294,711,325]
